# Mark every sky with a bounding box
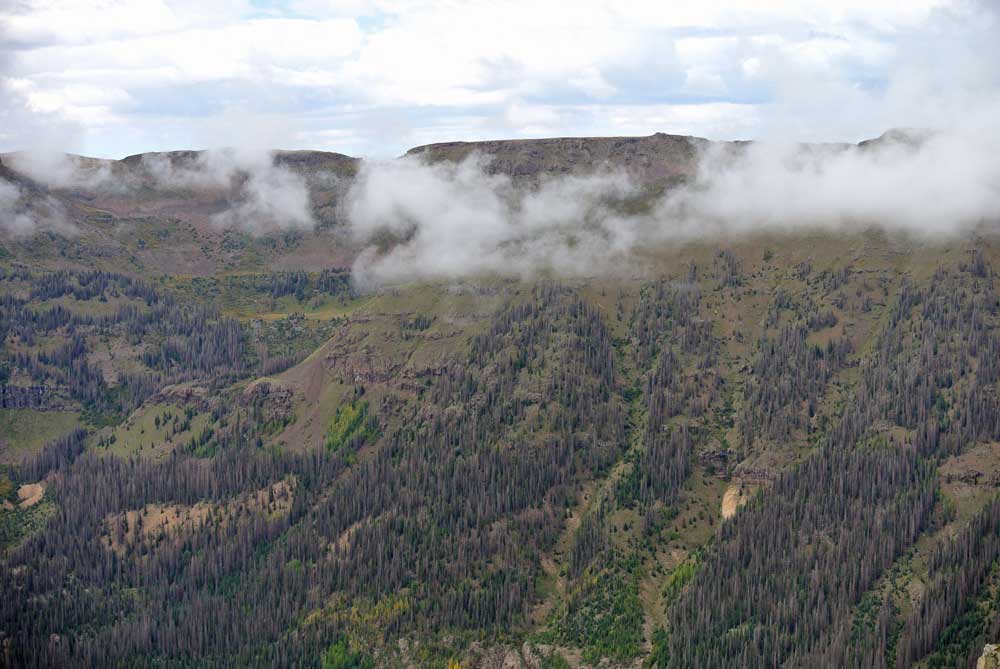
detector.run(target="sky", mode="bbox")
[1,0,998,159]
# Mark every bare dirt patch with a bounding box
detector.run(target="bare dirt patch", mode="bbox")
[721,482,754,519]
[17,483,44,508]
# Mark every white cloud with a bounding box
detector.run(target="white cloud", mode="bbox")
[344,126,1000,285]
[0,178,37,235]
[0,176,72,236]
[657,129,1000,236]
[3,0,186,45]
[346,154,639,284]
[14,18,362,86]
[198,150,316,233]
[0,0,992,159]
[5,109,317,235]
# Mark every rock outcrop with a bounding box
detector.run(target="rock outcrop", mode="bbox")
[979,644,1000,669]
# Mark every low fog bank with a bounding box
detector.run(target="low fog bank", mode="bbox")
[0,167,71,237]
[2,128,998,277]
[1,147,318,235]
[142,149,316,233]
[665,129,1000,236]
[0,178,40,236]
[345,128,1000,285]
[346,155,640,285]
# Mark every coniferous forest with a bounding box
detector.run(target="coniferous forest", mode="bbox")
[2,237,1000,669]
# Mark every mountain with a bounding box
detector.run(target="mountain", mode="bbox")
[0,147,361,275]
[405,132,717,184]
[1,132,1000,668]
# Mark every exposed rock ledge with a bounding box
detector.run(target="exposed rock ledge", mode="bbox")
[979,644,1000,669]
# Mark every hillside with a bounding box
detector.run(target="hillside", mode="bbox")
[0,148,360,276]
[1,133,1000,668]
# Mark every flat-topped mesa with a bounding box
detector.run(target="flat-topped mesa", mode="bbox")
[272,150,359,177]
[119,149,205,167]
[116,148,361,183]
[402,128,933,187]
[1,128,934,194]
[403,132,728,185]
[400,127,939,186]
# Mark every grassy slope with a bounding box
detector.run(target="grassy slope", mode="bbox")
[0,409,81,464]
[100,402,213,460]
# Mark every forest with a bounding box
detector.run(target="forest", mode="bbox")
[2,241,1000,668]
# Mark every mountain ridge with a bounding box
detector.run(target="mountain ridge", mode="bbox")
[0,127,942,279]
[3,127,930,177]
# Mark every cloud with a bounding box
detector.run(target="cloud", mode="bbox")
[0,178,37,235]
[6,145,316,235]
[345,154,639,284]
[137,111,318,233]
[656,128,1000,236]
[2,96,319,234]
[0,0,958,158]
[129,148,320,233]
[1,3,88,160]
[3,150,116,191]
[345,127,1000,285]
[0,176,71,236]
[197,150,315,233]
[0,3,76,236]
[749,0,1000,142]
